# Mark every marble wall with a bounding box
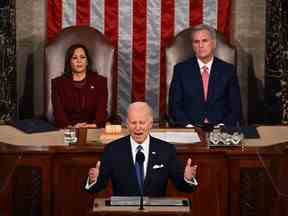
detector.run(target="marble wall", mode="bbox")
[0,0,16,122]
[15,0,267,123]
[265,0,288,124]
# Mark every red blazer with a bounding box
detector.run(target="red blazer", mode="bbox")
[51,72,108,128]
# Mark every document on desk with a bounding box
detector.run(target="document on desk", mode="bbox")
[150,131,200,144]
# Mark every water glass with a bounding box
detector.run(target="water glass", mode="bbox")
[231,132,244,145]
[64,128,77,144]
[209,131,220,145]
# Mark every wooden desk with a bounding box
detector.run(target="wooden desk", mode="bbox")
[0,126,287,216]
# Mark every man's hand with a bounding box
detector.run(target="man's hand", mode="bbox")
[88,161,101,184]
[184,158,197,181]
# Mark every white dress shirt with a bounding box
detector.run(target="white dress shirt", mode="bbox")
[197,57,213,76]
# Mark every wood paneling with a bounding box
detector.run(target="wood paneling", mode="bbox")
[0,135,287,216]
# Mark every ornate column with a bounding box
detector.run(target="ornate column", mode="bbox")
[0,0,16,122]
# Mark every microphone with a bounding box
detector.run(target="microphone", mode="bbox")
[135,149,145,210]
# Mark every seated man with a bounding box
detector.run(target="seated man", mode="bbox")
[169,24,242,127]
[85,102,198,196]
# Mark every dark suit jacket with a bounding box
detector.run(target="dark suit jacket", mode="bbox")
[85,135,196,196]
[169,56,242,127]
[51,72,108,128]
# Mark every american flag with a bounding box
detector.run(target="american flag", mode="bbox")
[47,0,231,121]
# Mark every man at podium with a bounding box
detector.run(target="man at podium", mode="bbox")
[84,102,198,196]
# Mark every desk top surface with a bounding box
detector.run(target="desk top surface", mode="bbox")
[0,125,288,150]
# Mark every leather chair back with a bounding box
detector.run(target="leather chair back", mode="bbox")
[45,26,114,123]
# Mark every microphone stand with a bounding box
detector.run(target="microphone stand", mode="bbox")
[139,194,144,210]
[139,162,144,210]
[136,150,145,210]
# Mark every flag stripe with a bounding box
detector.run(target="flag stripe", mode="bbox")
[146,0,161,120]
[160,0,175,116]
[105,0,119,114]
[104,0,118,44]
[62,0,76,28]
[76,0,90,26]
[90,0,104,33]
[132,0,147,102]
[189,0,203,26]
[117,0,133,119]
[174,0,190,35]
[217,0,231,38]
[203,0,218,28]
[47,0,62,41]
[47,0,231,121]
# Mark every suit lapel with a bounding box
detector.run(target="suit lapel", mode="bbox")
[190,57,205,101]
[123,136,140,191]
[144,137,159,190]
[207,58,220,103]
[125,136,134,168]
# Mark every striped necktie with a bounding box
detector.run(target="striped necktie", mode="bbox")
[135,145,145,194]
[201,65,209,100]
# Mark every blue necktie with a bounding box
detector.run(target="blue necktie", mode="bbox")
[135,145,145,194]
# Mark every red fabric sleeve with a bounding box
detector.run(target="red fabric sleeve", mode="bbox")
[51,78,70,128]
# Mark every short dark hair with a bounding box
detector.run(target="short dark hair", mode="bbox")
[64,44,92,77]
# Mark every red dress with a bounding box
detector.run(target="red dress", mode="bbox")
[51,72,108,128]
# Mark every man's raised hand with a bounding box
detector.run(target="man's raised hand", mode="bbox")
[88,161,101,184]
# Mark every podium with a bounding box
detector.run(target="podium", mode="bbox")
[89,198,191,216]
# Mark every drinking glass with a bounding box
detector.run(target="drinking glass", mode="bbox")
[64,128,77,144]
[231,131,244,145]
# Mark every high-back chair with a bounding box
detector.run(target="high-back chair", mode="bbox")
[45,26,115,123]
[166,27,247,124]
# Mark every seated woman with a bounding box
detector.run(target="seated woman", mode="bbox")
[52,44,108,128]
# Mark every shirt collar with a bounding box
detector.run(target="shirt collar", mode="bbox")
[197,57,214,74]
[130,135,150,177]
[130,135,150,156]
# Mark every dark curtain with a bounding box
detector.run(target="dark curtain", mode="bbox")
[0,0,16,122]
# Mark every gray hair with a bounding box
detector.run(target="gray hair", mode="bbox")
[191,24,216,42]
[127,101,154,121]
